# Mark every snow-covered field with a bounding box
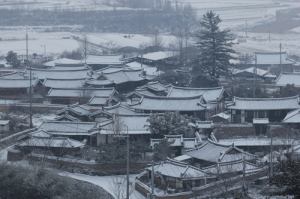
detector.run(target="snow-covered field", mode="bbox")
[62,173,146,199]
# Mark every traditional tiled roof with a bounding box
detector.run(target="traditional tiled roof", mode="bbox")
[43,58,84,67]
[167,86,228,102]
[29,130,51,138]
[282,109,300,123]
[51,64,89,70]
[211,112,230,120]
[101,114,150,135]
[0,78,39,88]
[0,72,26,79]
[38,121,97,135]
[42,78,86,88]
[233,67,268,77]
[86,54,124,65]
[247,52,295,65]
[146,159,213,179]
[129,95,207,111]
[185,139,254,163]
[125,61,159,77]
[227,96,300,110]
[203,160,260,174]
[46,87,116,98]
[57,104,91,116]
[218,138,291,146]
[24,68,91,80]
[18,137,85,148]
[87,96,109,106]
[189,121,214,129]
[55,114,81,122]
[275,72,300,87]
[138,51,175,61]
[103,103,136,115]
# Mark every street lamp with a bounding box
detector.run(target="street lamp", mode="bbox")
[124,124,129,199]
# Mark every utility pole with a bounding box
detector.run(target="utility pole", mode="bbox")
[280,43,282,72]
[124,125,129,199]
[41,45,46,57]
[270,128,273,177]
[151,160,154,199]
[253,55,257,98]
[26,27,33,128]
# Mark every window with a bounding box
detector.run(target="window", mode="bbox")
[246,111,254,119]
[258,111,265,118]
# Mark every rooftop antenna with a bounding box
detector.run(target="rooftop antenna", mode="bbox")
[26,27,33,128]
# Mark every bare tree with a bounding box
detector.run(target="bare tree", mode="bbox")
[106,110,125,141]
[100,41,121,54]
[77,86,94,104]
[108,176,134,199]
[78,35,91,59]
[151,29,164,52]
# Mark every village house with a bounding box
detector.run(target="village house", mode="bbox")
[0,78,39,100]
[246,52,295,71]
[184,139,255,168]
[0,120,10,133]
[232,67,276,83]
[51,63,90,70]
[86,66,148,91]
[46,87,117,105]
[137,51,178,66]
[227,96,300,123]
[42,58,85,69]
[275,72,300,90]
[41,78,87,89]
[56,104,91,122]
[282,109,300,128]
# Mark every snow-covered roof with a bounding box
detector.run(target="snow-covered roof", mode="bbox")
[87,96,109,106]
[218,138,293,146]
[126,61,151,68]
[253,118,269,124]
[18,137,85,148]
[0,120,10,125]
[0,72,26,79]
[0,78,39,88]
[203,160,260,174]
[233,67,268,77]
[130,95,207,111]
[275,72,300,87]
[138,51,175,61]
[282,109,300,123]
[86,54,124,65]
[185,139,254,163]
[57,104,91,116]
[194,121,214,129]
[103,103,136,115]
[173,154,192,162]
[24,68,90,80]
[43,58,84,67]
[29,130,51,138]
[42,78,86,88]
[247,52,295,65]
[211,112,230,120]
[38,121,97,135]
[46,87,116,98]
[55,114,81,122]
[227,96,300,110]
[51,63,89,70]
[126,61,159,76]
[146,159,212,179]
[167,86,228,102]
[101,114,151,135]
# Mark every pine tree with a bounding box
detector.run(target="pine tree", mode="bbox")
[194,11,236,77]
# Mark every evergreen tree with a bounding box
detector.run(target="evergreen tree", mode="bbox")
[5,51,20,68]
[194,11,236,77]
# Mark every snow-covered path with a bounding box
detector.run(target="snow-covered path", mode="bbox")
[62,173,146,199]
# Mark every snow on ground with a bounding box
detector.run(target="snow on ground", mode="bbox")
[62,173,146,199]
[0,148,7,162]
[32,113,56,127]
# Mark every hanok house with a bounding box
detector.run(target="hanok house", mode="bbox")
[227,96,300,123]
[127,83,229,114]
[137,51,178,67]
[42,78,87,89]
[23,67,90,81]
[86,66,147,91]
[85,54,125,70]
[146,159,216,190]
[275,72,300,91]
[184,139,255,168]
[46,87,117,105]
[42,58,85,69]
[150,134,200,156]
[0,78,39,100]
[96,114,151,144]
[232,67,276,83]
[56,104,91,122]
[129,95,208,120]
[246,52,295,71]
[51,63,90,70]
[37,121,98,145]
[16,137,85,156]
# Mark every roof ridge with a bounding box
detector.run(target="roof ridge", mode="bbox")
[142,94,204,100]
[233,95,299,101]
